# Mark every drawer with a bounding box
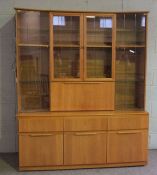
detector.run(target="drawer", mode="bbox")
[19,132,63,167]
[64,131,107,165]
[108,114,148,130]
[107,130,148,163]
[64,116,108,131]
[19,117,63,132]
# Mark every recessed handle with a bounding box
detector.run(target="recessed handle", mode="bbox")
[74,132,98,136]
[29,133,54,137]
[117,131,141,134]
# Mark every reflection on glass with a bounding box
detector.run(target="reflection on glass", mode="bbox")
[86,16,112,46]
[53,16,80,45]
[116,13,146,45]
[18,11,49,44]
[54,47,80,78]
[87,48,112,78]
[115,47,145,110]
[19,47,49,111]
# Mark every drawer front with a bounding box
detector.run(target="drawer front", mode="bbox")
[107,130,148,163]
[19,133,63,167]
[108,114,148,130]
[19,117,63,132]
[64,116,108,131]
[64,131,107,165]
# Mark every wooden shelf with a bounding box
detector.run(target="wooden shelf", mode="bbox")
[86,45,112,48]
[116,45,145,48]
[117,29,145,32]
[18,43,49,48]
[115,79,144,82]
[54,44,80,48]
[19,80,49,83]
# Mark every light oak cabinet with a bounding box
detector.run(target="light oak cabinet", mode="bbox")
[16,9,148,171]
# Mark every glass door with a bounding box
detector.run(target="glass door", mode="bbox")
[16,10,50,111]
[50,13,83,80]
[84,14,116,80]
[115,13,147,110]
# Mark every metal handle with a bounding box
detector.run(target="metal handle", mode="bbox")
[29,133,54,137]
[74,132,98,136]
[117,131,141,134]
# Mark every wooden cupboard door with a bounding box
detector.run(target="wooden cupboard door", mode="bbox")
[107,130,148,164]
[51,82,115,111]
[19,133,63,167]
[64,132,107,165]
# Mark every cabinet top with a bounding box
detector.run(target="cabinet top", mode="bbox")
[14,8,149,14]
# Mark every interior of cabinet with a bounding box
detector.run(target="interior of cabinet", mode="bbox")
[17,11,49,45]
[116,13,146,46]
[18,47,49,111]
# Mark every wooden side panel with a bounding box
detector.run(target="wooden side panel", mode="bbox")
[64,132,107,165]
[19,133,63,167]
[107,130,148,163]
[19,117,63,132]
[108,114,148,130]
[51,82,115,111]
[64,116,107,131]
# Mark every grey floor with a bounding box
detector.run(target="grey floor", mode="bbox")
[0,150,157,175]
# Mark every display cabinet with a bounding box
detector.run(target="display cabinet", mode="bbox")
[16,9,148,171]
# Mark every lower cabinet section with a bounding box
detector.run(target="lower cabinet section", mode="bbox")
[18,112,148,170]
[64,132,107,165]
[107,130,148,163]
[19,133,63,167]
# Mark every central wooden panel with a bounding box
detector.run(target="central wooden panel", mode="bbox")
[50,82,115,111]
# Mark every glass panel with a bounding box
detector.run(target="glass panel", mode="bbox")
[19,47,49,111]
[87,48,112,78]
[53,16,80,45]
[17,11,49,44]
[86,16,112,46]
[116,13,146,46]
[115,48,145,110]
[54,47,80,78]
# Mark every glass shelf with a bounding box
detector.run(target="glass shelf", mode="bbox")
[18,43,49,48]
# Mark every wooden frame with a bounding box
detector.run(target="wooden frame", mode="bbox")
[84,13,116,81]
[49,12,84,81]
